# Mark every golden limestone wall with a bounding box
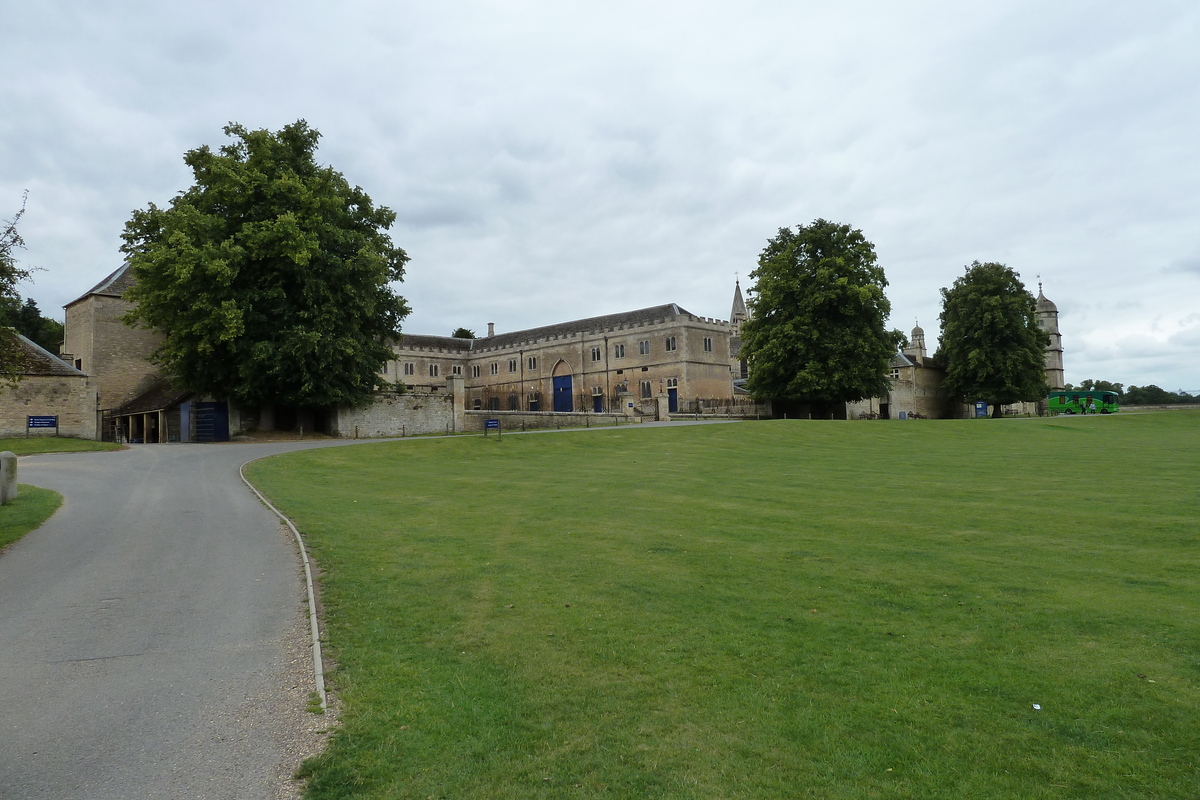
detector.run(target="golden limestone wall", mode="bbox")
[388,313,735,413]
[0,375,98,439]
[64,295,163,410]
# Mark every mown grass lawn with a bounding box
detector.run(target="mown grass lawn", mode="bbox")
[0,485,63,550]
[247,411,1200,799]
[0,437,122,455]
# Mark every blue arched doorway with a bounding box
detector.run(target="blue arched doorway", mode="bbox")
[552,360,573,412]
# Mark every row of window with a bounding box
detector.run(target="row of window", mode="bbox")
[588,336,712,362]
[400,333,716,378]
[471,380,681,409]
[466,358,541,378]
[402,363,462,378]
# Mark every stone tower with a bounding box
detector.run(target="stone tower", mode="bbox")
[903,322,927,361]
[1036,283,1065,391]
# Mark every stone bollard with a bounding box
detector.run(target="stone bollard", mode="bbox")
[0,451,17,506]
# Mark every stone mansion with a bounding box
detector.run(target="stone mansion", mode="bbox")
[386,289,752,416]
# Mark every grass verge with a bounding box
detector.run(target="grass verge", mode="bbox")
[0,485,64,550]
[247,410,1200,799]
[0,437,122,455]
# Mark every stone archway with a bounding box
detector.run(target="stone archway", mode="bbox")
[551,359,573,412]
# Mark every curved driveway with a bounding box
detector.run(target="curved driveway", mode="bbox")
[0,440,355,800]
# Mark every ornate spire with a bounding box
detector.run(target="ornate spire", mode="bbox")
[730,278,748,322]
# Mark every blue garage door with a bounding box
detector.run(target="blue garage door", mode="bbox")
[194,402,230,442]
[553,375,573,412]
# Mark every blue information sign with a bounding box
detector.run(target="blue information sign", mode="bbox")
[485,419,500,429]
[27,415,58,428]
[974,402,988,418]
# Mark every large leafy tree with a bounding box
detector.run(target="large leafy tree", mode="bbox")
[121,121,410,408]
[937,261,1048,416]
[740,219,900,415]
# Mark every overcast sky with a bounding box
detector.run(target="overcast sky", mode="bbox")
[4,1,1198,391]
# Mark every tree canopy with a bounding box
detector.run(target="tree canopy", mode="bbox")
[1123,385,1198,405]
[937,261,1048,415]
[0,296,64,354]
[739,219,899,414]
[121,121,410,409]
[451,327,476,339]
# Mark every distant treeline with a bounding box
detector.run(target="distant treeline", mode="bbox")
[1065,380,1199,405]
[0,295,64,355]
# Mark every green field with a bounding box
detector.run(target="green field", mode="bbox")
[0,485,63,550]
[246,411,1200,799]
[0,437,122,455]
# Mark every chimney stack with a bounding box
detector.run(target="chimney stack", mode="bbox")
[487,322,495,337]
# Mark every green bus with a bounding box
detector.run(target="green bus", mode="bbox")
[1049,390,1120,414]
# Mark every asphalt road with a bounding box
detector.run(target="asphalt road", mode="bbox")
[0,440,351,800]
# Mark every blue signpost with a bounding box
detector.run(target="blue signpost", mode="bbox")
[485,418,500,438]
[974,401,988,418]
[27,415,59,437]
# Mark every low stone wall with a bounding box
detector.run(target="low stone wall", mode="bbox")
[0,375,98,439]
[332,390,458,438]
[463,410,631,432]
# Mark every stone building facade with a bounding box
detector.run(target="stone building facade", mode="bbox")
[0,334,98,439]
[849,285,1064,420]
[60,263,163,412]
[846,323,949,419]
[388,303,740,416]
[59,262,750,438]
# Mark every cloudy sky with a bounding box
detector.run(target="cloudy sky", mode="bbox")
[4,1,1198,391]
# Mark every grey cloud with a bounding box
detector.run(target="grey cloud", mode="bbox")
[1167,253,1200,276]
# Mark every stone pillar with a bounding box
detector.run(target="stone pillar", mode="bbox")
[617,391,636,418]
[446,373,466,432]
[655,393,671,422]
[0,451,17,505]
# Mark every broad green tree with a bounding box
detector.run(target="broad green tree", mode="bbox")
[740,219,900,415]
[121,121,410,409]
[937,261,1048,417]
[451,327,476,339]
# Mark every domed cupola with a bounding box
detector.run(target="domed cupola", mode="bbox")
[903,320,927,359]
[1036,287,1058,314]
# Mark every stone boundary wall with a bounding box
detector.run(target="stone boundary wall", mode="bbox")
[463,409,631,432]
[332,390,457,438]
[669,412,765,421]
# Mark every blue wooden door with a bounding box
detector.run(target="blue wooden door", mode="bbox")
[194,402,230,442]
[553,375,573,412]
[668,388,678,413]
[593,394,603,413]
